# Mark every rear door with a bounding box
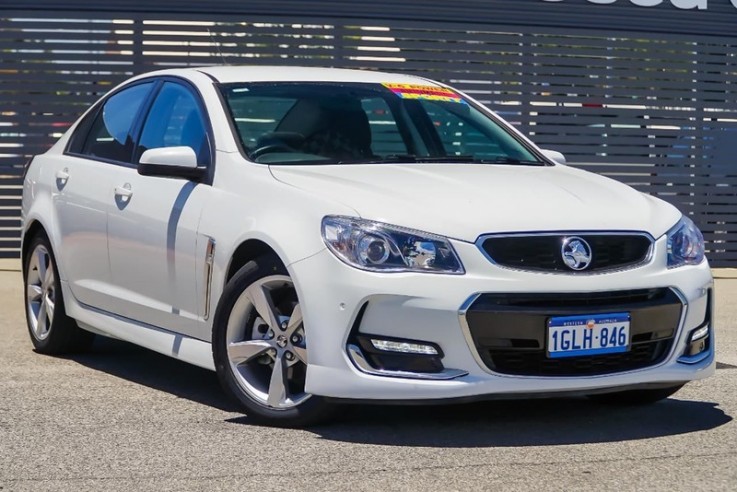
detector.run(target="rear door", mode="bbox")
[55,81,155,308]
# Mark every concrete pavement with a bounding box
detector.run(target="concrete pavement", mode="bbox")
[1,270,736,491]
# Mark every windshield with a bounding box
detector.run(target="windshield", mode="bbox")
[221,82,544,166]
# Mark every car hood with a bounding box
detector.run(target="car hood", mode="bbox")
[269,163,681,243]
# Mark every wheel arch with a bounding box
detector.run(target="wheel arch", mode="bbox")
[21,219,49,275]
[224,238,285,285]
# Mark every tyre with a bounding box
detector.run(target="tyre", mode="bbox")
[24,232,95,354]
[212,255,334,427]
[588,384,684,406]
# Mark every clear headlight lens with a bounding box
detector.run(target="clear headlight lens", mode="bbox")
[321,216,464,274]
[666,215,705,268]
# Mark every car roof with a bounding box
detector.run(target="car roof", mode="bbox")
[139,65,441,86]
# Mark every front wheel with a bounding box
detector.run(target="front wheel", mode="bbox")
[212,255,334,427]
[587,384,685,406]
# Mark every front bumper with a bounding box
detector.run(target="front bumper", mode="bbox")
[289,236,714,401]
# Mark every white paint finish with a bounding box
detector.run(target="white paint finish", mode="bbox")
[540,149,567,164]
[139,146,198,168]
[197,65,441,85]
[270,162,681,241]
[21,65,714,403]
[75,316,215,371]
[45,154,114,307]
[306,357,714,399]
[59,279,214,370]
[106,165,207,340]
[290,243,713,386]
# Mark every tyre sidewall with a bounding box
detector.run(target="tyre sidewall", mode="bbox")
[23,233,82,353]
[212,255,332,427]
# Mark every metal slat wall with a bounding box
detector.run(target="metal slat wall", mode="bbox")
[1,3,736,264]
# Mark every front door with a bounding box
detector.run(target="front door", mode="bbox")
[106,80,212,339]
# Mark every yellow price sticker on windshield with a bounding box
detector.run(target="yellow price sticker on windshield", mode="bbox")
[382,83,466,103]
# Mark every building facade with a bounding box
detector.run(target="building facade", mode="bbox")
[1,0,736,264]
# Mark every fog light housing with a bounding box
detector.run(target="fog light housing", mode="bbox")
[370,338,439,355]
[356,334,444,373]
[685,324,710,357]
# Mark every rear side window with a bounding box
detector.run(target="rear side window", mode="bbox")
[137,82,211,166]
[78,82,154,163]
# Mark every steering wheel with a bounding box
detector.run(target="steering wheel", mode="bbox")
[250,144,293,159]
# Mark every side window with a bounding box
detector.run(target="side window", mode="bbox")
[79,82,154,162]
[137,82,210,166]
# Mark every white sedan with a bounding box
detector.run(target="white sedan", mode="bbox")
[21,66,714,426]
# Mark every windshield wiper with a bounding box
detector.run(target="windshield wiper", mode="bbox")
[473,156,543,165]
[337,154,479,164]
[336,154,418,164]
[406,155,543,165]
[335,155,543,165]
[413,155,479,163]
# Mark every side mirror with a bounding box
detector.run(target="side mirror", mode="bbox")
[138,146,206,180]
[540,149,567,165]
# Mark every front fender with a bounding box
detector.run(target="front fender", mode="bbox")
[198,154,359,335]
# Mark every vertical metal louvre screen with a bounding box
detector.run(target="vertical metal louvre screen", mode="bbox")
[1,10,736,264]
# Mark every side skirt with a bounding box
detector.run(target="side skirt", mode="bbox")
[62,280,215,371]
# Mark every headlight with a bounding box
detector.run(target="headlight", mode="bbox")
[321,216,465,274]
[666,215,705,268]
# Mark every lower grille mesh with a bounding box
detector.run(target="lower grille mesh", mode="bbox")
[464,289,682,377]
[488,339,672,376]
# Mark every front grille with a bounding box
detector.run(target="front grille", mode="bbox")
[463,288,682,377]
[480,234,652,273]
[488,340,672,376]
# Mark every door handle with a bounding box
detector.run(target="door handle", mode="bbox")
[114,183,133,201]
[55,168,69,189]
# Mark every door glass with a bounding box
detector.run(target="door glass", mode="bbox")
[81,82,154,162]
[137,82,210,166]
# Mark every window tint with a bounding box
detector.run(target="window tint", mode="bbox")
[361,97,407,156]
[228,96,297,149]
[80,82,154,162]
[222,82,540,165]
[137,82,210,166]
[418,100,521,160]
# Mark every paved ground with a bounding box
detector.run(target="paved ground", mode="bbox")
[1,269,736,491]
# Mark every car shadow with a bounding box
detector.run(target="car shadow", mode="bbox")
[68,338,731,447]
[296,397,731,447]
[64,336,239,413]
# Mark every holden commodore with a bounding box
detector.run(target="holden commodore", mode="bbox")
[21,66,714,426]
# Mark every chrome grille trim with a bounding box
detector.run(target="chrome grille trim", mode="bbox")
[476,231,655,275]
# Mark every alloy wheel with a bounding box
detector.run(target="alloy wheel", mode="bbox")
[225,275,310,409]
[26,244,56,341]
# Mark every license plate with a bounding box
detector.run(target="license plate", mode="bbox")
[547,312,630,358]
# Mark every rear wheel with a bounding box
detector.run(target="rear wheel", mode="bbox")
[24,233,94,354]
[588,384,684,405]
[212,255,334,427]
